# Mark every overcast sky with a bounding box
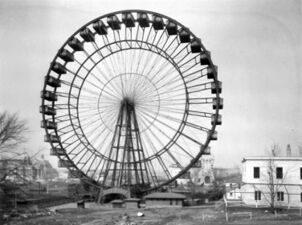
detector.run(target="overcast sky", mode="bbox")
[0,0,301,168]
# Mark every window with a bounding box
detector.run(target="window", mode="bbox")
[300,168,302,179]
[301,193,302,202]
[277,192,284,201]
[254,167,260,178]
[254,191,261,200]
[276,167,283,179]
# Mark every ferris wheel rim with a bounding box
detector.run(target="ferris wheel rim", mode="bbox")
[40,9,223,191]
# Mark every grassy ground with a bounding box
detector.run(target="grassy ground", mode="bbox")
[3,202,302,225]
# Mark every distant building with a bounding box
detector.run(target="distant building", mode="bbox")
[124,198,140,209]
[0,156,35,182]
[34,160,58,181]
[111,199,124,208]
[168,154,215,186]
[144,192,186,208]
[226,187,242,200]
[0,156,58,183]
[240,156,302,207]
[191,155,215,185]
[223,175,242,201]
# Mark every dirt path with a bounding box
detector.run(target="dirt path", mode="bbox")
[4,203,302,225]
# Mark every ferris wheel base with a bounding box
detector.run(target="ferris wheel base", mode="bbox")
[97,184,151,203]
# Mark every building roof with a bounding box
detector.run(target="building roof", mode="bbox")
[171,188,191,194]
[144,192,186,200]
[124,198,140,202]
[242,156,302,162]
[111,199,124,203]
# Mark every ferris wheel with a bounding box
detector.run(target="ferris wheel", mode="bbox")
[40,10,223,192]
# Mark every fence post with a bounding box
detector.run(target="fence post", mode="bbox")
[274,209,277,217]
[225,208,229,222]
[224,195,228,207]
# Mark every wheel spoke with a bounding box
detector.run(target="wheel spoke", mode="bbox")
[41,10,222,192]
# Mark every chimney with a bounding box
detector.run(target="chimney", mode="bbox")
[286,144,291,157]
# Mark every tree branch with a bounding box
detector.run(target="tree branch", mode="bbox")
[0,111,28,153]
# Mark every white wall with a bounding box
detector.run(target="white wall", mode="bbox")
[241,157,302,207]
[226,188,242,200]
[242,158,302,185]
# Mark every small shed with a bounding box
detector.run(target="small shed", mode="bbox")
[144,192,186,208]
[124,198,140,209]
[111,199,124,208]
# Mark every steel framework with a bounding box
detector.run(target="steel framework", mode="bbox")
[40,9,223,193]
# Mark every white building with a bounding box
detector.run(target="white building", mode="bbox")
[240,156,302,208]
[226,187,242,200]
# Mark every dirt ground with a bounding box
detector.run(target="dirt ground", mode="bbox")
[3,202,302,225]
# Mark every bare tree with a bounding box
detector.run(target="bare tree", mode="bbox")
[0,111,28,154]
[256,144,289,213]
